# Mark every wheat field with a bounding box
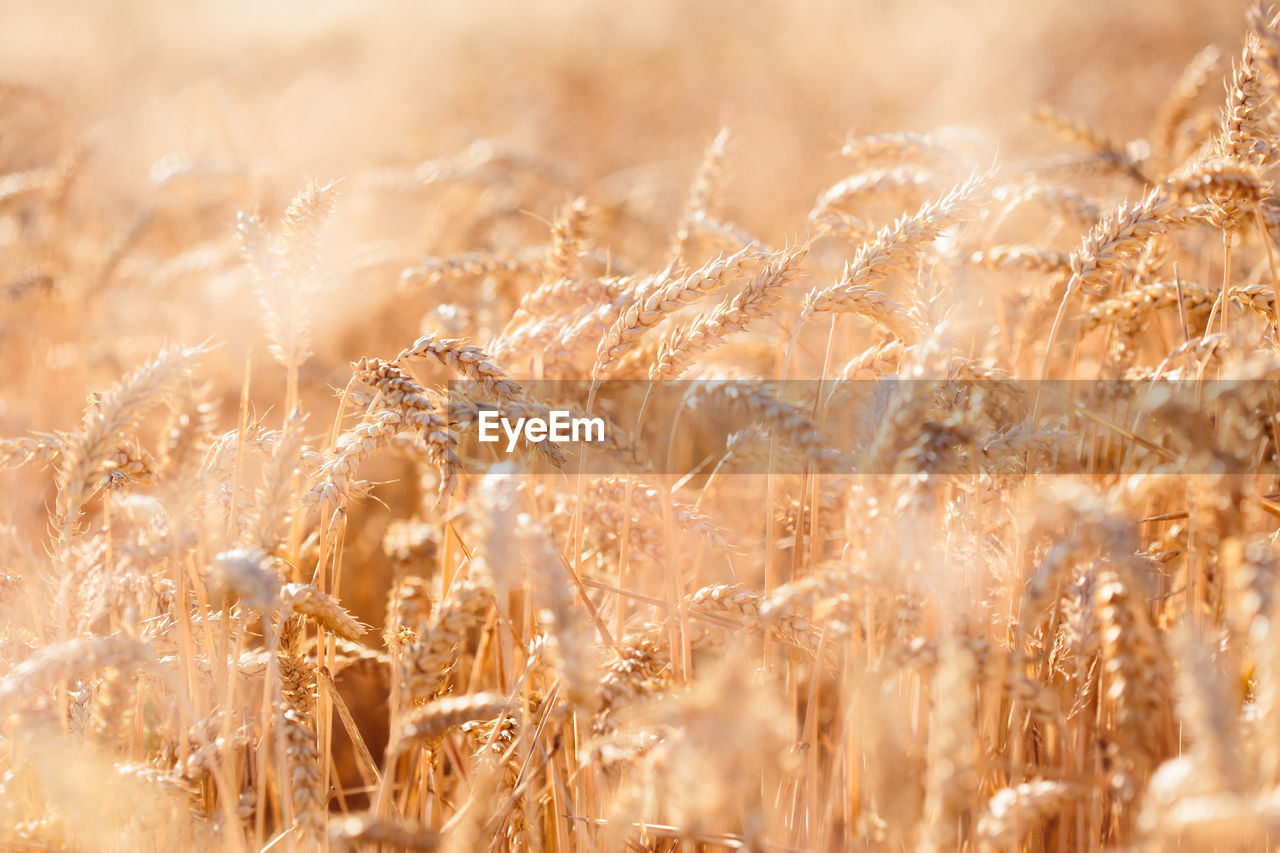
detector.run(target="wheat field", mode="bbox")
[5,1,1280,850]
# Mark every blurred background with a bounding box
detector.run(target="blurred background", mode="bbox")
[0,0,1252,239]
